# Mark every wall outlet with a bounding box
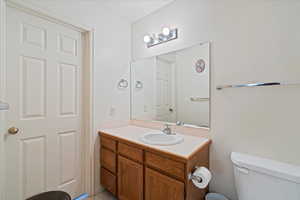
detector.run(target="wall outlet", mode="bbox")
[109,106,116,117]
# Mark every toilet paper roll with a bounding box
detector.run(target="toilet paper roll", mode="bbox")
[190,167,212,189]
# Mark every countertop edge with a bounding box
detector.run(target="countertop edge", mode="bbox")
[98,129,212,162]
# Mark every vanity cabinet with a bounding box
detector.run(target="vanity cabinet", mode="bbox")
[101,148,117,173]
[101,167,116,195]
[118,156,143,200]
[145,167,184,200]
[99,132,211,200]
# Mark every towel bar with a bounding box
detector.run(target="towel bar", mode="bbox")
[190,97,210,102]
[216,82,300,90]
[0,101,9,111]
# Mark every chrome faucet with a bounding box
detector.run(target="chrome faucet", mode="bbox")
[176,121,184,126]
[162,124,173,135]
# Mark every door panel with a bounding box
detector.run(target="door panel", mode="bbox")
[59,63,78,117]
[145,167,184,200]
[5,7,82,199]
[21,56,47,119]
[118,156,143,200]
[22,136,47,198]
[59,34,78,56]
[59,131,77,185]
[155,58,174,122]
[22,23,47,50]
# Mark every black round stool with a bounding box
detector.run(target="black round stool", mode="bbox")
[26,191,71,200]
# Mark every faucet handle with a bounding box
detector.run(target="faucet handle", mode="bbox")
[176,121,184,126]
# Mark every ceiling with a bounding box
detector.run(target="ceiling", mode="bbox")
[101,0,175,22]
[26,0,175,22]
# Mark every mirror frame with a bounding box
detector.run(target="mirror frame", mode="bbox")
[130,41,211,129]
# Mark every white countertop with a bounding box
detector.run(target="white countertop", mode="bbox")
[99,125,211,159]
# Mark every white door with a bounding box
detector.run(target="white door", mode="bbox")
[155,58,174,122]
[5,7,82,200]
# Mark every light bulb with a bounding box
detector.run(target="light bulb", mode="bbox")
[143,35,152,43]
[162,27,171,36]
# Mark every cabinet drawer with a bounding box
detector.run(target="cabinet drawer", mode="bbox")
[119,142,143,163]
[101,136,117,152]
[101,148,117,173]
[101,167,116,195]
[145,152,185,180]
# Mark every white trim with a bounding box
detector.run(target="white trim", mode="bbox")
[81,30,96,197]
[0,1,6,104]
[1,0,96,197]
[0,0,6,100]
[0,0,7,199]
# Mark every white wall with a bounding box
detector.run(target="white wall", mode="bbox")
[132,0,300,199]
[7,0,132,194]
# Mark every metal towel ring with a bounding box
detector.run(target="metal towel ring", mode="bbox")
[118,79,129,89]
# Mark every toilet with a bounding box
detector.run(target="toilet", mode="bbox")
[231,152,300,200]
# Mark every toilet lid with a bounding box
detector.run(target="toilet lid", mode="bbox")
[231,152,300,184]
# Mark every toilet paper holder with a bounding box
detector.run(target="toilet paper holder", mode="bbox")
[188,166,203,183]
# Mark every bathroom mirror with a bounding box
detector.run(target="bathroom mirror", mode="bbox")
[131,42,210,128]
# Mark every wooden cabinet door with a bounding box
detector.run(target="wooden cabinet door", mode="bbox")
[118,156,143,200]
[145,167,184,200]
[100,167,116,195]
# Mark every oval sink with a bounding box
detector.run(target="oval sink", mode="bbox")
[139,131,184,146]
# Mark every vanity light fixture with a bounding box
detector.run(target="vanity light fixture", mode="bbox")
[143,35,153,44]
[162,27,171,36]
[143,27,178,48]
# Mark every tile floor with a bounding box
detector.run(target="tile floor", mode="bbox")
[88,190,116,200]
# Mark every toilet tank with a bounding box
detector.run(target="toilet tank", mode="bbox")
[231,152,300,200]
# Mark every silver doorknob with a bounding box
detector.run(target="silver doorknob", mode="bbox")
[8,127,19,135]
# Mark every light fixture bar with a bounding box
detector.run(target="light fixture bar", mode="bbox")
[144,28,178,48]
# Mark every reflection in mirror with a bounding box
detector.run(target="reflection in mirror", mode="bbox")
[131,42,210,128]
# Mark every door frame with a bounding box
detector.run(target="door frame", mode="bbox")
[0,0,7,199]
[0,0,96,197]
